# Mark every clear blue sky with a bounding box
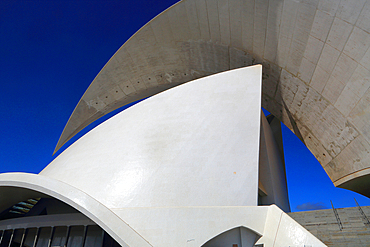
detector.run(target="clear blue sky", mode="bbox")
[1,0,369,212]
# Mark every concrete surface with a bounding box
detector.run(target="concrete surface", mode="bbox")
[289,206,370,246]
[42,66,263,209]
[0,66,325,246]
[55,0,370,198]
[259,112,290,212]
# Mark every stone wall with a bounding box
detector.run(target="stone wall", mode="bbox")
[289,206,370,246]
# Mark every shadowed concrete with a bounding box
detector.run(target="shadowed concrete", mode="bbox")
[56,0,370,197]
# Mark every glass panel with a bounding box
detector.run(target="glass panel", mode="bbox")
[11,229,25,247]
[66,226,84,247]
[35,228,51,247]
[22,228,37,247]
[0,230,12,247]
[50,226,67,247]
[102,233,113,247]
[83,226,102,247]
[102,232,120,247]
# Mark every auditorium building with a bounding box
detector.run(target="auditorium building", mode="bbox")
[1,0,370,246]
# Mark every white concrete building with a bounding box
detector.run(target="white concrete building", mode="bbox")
[0,66,324,246]
[54,0,370,199]
[2,0,370,245]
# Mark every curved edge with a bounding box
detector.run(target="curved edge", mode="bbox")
[334,168,370,198]
[333,167,370,186]
[200,225,262,247]
[0,172,153,247]
[53,0,184,154]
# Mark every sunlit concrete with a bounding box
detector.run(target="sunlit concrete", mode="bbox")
[42,66,262,209]
[290,205,370,246]
[0,173,151,247]
[0,173,324,246]
[55,0,370,197]
[0,66,325,246]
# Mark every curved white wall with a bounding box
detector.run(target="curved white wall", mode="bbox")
[41,65,262,208]
[54,0,370,197]
[0,65,326,246]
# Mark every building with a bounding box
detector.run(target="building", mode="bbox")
[1,0,370,246]
[0,65,324,246]
[55,0,370,199]
[289,205,370,246]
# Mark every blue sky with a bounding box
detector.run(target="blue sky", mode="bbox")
[1,0,369,212]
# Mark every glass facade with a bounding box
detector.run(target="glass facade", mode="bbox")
[0,225,119,247]
[0,198,121,247]
[50,227,67,247]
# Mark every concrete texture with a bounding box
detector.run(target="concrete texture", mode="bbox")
[0,66,325,246]
[289,206,370,246]
[54,0,370,198]
[42,66,263,209]
[259,112,290,212]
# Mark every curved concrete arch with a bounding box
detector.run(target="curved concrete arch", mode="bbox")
[55,0,370,197]
[0,173,153,247]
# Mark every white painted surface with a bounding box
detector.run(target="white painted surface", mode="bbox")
[41,65,263,209]
[256,205,326,247]
[112,206,267,247]
[0,65,325,246]
[0,173,152,247]
[0,173,326,247]
[52,0,370,197]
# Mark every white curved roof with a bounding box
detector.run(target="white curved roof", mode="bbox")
[42,66,262,208]
[0,65,325,246]
[0,66,275,247]
[54,0,370,197]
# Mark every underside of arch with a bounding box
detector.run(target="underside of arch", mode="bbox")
[335,169,370,197]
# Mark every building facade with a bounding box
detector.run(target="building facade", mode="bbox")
[0,66,325,246]
[2,0,370,246]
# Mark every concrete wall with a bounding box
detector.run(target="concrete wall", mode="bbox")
[55,0,370,198]
[289,206,370,246]
[259,113,290,212]
[0,66,325,246]
[41,66,263,209]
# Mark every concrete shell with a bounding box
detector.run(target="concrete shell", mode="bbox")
[55,0,370,197]
[0,66,326,246]
[42,66,263,210]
